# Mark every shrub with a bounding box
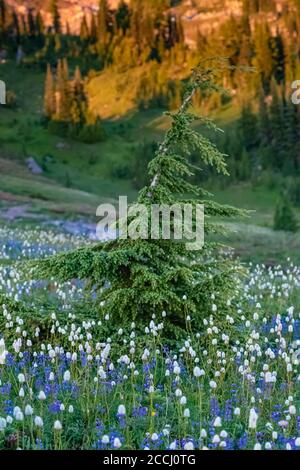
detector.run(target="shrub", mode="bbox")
[69,120,106,143]
[274,194,298,232]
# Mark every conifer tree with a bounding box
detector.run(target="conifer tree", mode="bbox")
[253,22,273,90]
[258,87,270,146]
[80,14,89,42]
[33,61,246,334]
[98,0,109,45]
[62,57,69,80]
[269,78,285,168]
[274,194,298,232]
[69,66,88,126]
[116,0,130,34]
[21,14,28,37]
[90,14,98,42]
[51,0,61,35]
[239,104,259,151]
[27,8,36,37]
[44,63,56,119]
[12,9,20,42]
[35,12,44,37]
[55,58,70,122]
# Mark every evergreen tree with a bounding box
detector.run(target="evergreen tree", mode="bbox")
[282,98,298,173]
[27,8,36,37]
[98,0,109,45]
[55,58,70,122]
[34,62,246,334]
[269,78,285,168]
[258,87,270,146]
[35,12,44,37]
[90,14,98,42]
[274,193,298,232]
[12,9,20,42]
[44,63,56,119]
[253,22,273,90]
[69,66,88,126]
[62,57,69,80]
[116,0,130,34]
[80,14,89,42]
[21,14,28,37]
[51,0,61,34]
[239,104,259,151]
[54,33,62,53]
[270,32,285,84]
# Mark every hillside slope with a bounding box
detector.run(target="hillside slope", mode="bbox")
[5,0,289,42]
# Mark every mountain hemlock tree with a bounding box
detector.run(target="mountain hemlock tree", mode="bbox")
[34,61,246,335]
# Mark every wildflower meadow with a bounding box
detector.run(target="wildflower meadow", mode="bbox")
[0,223,299,451]
[0,62,300,456]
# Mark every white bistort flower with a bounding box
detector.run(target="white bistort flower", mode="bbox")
[249,408,258,430]
[25,405,33,416]
[54,420,62,431]
[113,437,122,449]
[63,370,71,382]
[34,416,43,427]
[0,417,7,431]
[38,391,46,401]
[101,435,110,444]
[18,373,26,384]
[184,441,194,450]
[193,367,205,378]
[0,339,7,365]
[117,405,126,416]
[213,416,222,427]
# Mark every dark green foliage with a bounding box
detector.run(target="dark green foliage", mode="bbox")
[33,61,247,332]
[239,104,259,151]
[133,141,158,189]
[274,193,298,232]
[231,80,300,179]
[43,59,106,143]
[71,119,106,144]
[69,66,87,126]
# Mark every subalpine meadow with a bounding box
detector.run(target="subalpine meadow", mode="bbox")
[0,0,299,451]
